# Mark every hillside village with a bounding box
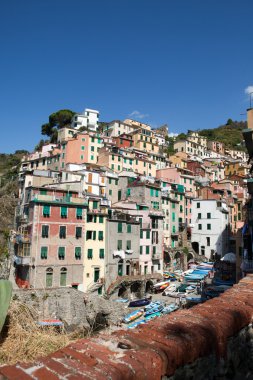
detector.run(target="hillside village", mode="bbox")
[10,107,253,294]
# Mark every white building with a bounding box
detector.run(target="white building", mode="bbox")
[71,108,99,131]
[191,199,229,259]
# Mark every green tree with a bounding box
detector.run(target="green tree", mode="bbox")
[41,109,75,143]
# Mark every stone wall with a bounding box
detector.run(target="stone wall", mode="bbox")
[12,287,127,332]
[1,275,253,379]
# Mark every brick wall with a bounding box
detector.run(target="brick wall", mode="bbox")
[1,275,253,379]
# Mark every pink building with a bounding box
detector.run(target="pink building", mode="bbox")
[14,187,87,288]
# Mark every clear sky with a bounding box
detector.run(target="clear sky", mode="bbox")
[1,0,253,153]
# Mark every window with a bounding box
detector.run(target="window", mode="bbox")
[146,230,150,239]
[40,189,47,195]
[172,203,175,209]
[59,226,66,239]
[206,237,210,247]
[76,208,82,219]
[112,154,115,161]
[150,188,154,196]
[42,225,49,238]
[207,224,211,230]
[180,205,183,213]
[126,240,131,250]
[146,246,150,254]
[98,231,103,241]
[81,146,85,150]
[207,213,211,219]
[109,189,112,196]
[58,247,65,260]
[87,249,93,259]
[93,231,96,240]
[155,189,159,197]
[76,227,82,239]
[127,188,131,196]
[140,229,143,238]
[86,230,92,240]
[197,202,200,208]
[118,222,122,233]
[140,246,143,254]
[41,246,48,259]
[99,216,103,223]
[172,212,176,222]
[60,267,67,286]
[61,206,67,218]
[91,146,94,152]
[43,205,50,217]
[46,268,53,287]
[118,264,123,276]
[117,240,122,250]
[75,247,81,260]
[99,249,104,259]
[93,201,98,209]
[198,213,201,219]
[198,224,202,230]
[152,246,156,255]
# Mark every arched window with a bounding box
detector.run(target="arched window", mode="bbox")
[60,267,67,287]
[46,267,53,287]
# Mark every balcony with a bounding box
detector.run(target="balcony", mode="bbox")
[152,253,161,260]
[113,250,125,259]
[14,254,31,266]
[100,198,111,207]
[32,194,88,206]
[87,208,108,215]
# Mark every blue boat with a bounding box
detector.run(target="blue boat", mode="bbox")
[162,304,179,314]
[127,319,146,329]
[128,297,151,308]
[144,304,164,317]
[145,311,161,321]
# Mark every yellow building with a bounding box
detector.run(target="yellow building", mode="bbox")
[83,198,108,293]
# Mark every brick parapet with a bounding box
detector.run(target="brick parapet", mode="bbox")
[1,275,253,379]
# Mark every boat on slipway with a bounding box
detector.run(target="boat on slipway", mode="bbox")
[122,309,144,324]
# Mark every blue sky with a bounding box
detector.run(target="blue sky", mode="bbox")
[1,0,253,153]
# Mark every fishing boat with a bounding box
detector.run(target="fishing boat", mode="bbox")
[127,319,146,329]
[145,311,161,321]
[144,300,163,310]
[128,297,151,308]
[123,309,144,323]
[162,304,179,314]
[37,319,64,327]
[144,304,164,317]
[185,296,205,304]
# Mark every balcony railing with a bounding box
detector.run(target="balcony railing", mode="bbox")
[32,194,88,206]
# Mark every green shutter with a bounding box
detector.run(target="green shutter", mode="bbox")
[98,231,103,241]
[140,229,143,238]
[127,224,131,233]
[46,271,53,287]
[75,247,81,259]
[76,208,82,218]
[88,249,93,259]
[60,271,67,286]
[58,247,65,259]
[146,246,150,254]
[43,205,50,217]
[93,201,98,209]
[99,216,103,223]
[99,249,104,259]
[126,240,131,250]
[118,222,122,233]
[146,230,150,239]
[117,240,122,250]
[93,231,96,240]
[40,246,48,259]
[76,227,82,238]
[61,206,67,217]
